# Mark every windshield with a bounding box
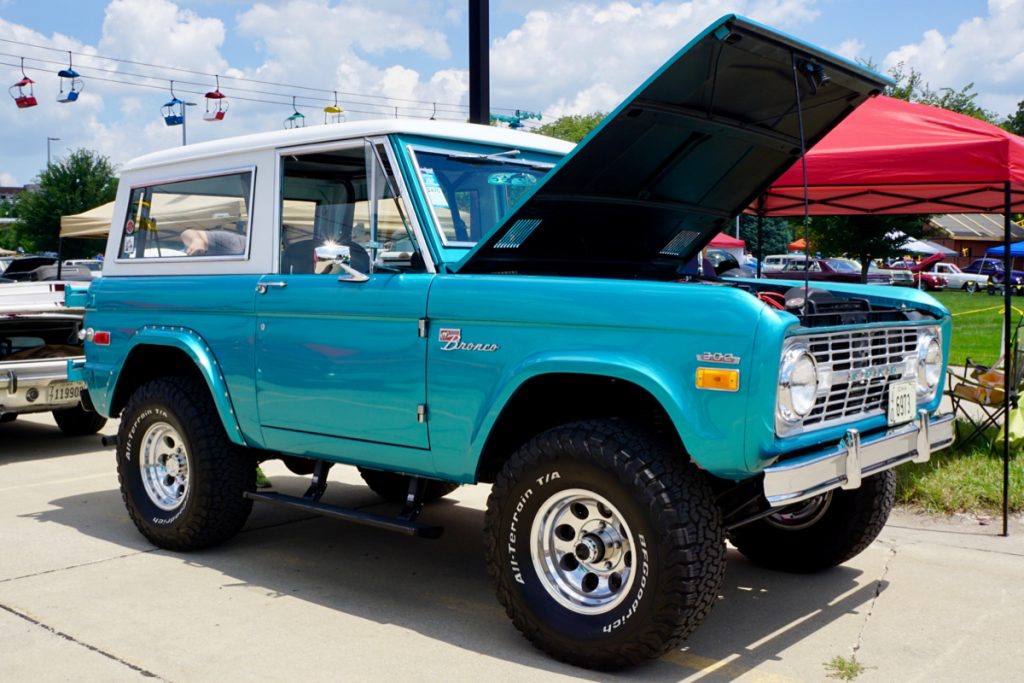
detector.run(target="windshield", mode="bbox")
[411,149,553,246]
[825,258,858,273]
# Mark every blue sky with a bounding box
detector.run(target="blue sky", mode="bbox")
[0,0,1017,187]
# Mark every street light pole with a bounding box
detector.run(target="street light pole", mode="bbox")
[46,136,60,166]
[182,102,196,145]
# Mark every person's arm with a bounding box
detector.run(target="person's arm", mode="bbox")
[181,229,210,256]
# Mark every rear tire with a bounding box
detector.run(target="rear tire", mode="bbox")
[964,281,978,294]
[358,468,459,503]
[485,420,726,670]
[117,376,254,551]
[53,405,107,436]
[728,470,895,573]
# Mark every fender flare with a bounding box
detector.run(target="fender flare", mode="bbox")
[112,325,246,446]
[466,354,699,471]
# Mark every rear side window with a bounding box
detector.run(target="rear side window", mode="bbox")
[119,171,254,260]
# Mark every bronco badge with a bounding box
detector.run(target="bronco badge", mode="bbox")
[438,328,500,353]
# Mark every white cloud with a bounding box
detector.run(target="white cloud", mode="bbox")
[489,0,821,117]
[883,0,1024,116]
[99,0,229,74]
[0,172,19,186]
[834,38,865,61]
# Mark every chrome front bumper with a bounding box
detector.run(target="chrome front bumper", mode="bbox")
[763,409,955,507]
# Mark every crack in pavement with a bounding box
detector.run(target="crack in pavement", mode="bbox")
[0,602,166,680]
[852,540,898,659]
[0,548,159,585]
[847,540,897,663]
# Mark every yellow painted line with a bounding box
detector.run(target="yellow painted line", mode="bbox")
[664,651,803,683]
[951,305,1004,317]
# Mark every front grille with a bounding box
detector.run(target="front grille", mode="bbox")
[800,327,921,430]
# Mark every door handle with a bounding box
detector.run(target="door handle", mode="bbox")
[256,281,288,294]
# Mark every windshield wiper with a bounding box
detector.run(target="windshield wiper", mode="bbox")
[448,149,521,161]
[445,149,551,169]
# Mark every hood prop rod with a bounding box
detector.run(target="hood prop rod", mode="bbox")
[791,53,814,316]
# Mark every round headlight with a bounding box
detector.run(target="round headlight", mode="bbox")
[778,346,819,423]
[917,334,942,392]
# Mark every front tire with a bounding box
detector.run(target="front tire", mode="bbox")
[53,405,107,436]
[728,470,895,573]
[485,421,726,670]
[117,376,254,551]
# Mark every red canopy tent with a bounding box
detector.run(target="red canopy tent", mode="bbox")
[757,96,1024,216]
[787,238,807,252]
[751,95,1022,535]
[708,233,745,249]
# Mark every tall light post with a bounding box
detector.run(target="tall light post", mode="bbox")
[181,101,196,146]
[46,136,60,166]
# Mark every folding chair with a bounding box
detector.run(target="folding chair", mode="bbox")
[947,314,1024,448]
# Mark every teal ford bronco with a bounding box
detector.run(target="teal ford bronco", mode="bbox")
[77,16,953,669]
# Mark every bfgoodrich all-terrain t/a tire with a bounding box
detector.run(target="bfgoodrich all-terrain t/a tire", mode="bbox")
[117,376,254,551]
[728,470,895,573]
[485,420,726,670]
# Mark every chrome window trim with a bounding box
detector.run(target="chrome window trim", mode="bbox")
[113,165,257,264]
[273,137,436,275]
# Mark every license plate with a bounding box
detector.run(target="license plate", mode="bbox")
[47,381,85,403]
[887,379,916,426]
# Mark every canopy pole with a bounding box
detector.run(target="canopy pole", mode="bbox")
[1003,182,1012,537]
[756,194,766,279]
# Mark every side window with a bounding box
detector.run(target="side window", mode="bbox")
[119,172,253,259]
[279,142,423,275]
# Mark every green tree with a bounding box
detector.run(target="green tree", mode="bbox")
[809,214,930,282]
[883,61,999,124]
[535,113,605,143]
[738,214,793,260]
[11,149,116,257]
[1003,99,1024,136]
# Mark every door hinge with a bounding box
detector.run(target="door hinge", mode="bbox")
[418,318,428,338]
[417,404,427,423]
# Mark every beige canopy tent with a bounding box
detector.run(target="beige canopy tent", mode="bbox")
[61,198,411,242]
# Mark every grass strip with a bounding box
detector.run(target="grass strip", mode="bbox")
[895,422,1023,514]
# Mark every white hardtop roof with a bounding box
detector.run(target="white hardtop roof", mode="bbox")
[122,119,575,172]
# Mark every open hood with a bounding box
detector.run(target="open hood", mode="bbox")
[455,15,890,277]
[909,253,945,272]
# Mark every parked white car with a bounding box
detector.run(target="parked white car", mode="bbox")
[926,262,987,292]
[762,254,809,271]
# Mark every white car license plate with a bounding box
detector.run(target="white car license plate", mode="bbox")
[887,379,916,426]
[47,381,85,403]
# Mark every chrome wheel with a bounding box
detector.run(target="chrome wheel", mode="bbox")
[766,491,833,530]
[531,488,635,615]
[140,422,190,511]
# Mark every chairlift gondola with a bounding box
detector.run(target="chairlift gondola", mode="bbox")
[162,81,184,126]
[284,96,305,129]
[323,91,343,124]
[57,52,83,103]
[203,75,228,122]
[9,58,37,109]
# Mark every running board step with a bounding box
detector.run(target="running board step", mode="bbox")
[244,491,444,539]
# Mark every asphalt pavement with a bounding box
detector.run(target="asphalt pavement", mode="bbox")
[1,412,1022,682]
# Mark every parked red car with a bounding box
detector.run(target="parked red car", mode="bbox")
[889,255,948,291]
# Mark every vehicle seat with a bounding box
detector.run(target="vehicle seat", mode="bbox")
[282,239,316,274]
